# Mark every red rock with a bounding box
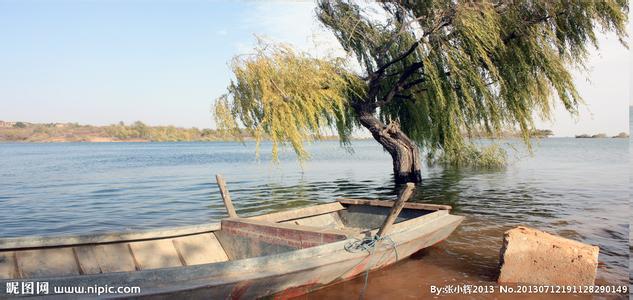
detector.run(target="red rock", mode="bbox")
[498,226,599,285]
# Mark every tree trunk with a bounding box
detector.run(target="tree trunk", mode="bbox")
[357,110,422,184]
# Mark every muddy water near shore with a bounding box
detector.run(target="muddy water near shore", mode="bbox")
[0,129,629,298]
[303,218,627,299]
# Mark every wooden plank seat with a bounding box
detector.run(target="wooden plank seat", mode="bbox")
[337,198,452,211]
[216,218,351,260]
[248,202,345,223]
[0,233,230,279]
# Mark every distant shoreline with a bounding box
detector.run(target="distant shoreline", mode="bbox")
[0,121,355,143]
[2,136,629,144]
[575,132,629,139]
[0,121,254,143]
[0,120,628,143]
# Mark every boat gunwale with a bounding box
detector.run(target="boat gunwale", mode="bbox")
[0,223,221,251]
[337,198,452,211]
[0,202,343,250]
[0,201,452,251]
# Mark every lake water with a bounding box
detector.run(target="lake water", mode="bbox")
[0,118,629,298]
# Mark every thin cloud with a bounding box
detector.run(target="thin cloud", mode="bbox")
[238,1,344,57]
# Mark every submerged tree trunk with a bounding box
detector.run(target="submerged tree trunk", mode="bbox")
[357,110,422,184]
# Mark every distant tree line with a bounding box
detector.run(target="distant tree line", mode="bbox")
[575,132,629,139]
[104,121,222,142]
[0,121,243,142]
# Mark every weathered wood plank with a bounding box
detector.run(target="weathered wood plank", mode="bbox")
[329,212,347,228]
[92,243,136,273]
[249,202,345,223]
[0,252,17,279]
[16,248,80,278]
[0,223,220,251]
[216,174,238,218]
[130,239,182,270]
[74,246,102,275]
[220,218,348,258]
[337,198,451,211]
[0,202,343,251]
[172,233,229,265]
[281,213,341,229]
[377,183,415,237]
[368,209,448,235]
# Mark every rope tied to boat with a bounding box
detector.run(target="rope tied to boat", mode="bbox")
[344,235,399,299]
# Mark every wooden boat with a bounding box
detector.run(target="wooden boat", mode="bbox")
[0,196,463,299]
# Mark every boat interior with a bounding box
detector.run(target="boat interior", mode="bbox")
[0,199,451,280]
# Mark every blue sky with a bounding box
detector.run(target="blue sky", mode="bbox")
[0,1,630,136]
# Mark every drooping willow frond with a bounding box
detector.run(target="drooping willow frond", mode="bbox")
[214,41,365,161]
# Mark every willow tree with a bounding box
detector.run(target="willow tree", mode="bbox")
[215,0,627,184]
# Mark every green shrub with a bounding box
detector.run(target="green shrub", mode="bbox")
[428,143,507,169]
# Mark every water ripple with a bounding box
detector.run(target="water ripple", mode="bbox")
[0,138,629,285]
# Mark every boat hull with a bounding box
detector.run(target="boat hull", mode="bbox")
[9,213,462,299]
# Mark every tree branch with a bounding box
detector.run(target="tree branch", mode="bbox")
[394,94,412,100]
[359,4,458,110]
[377,62,423,106]
[402,78,426,90]
[370,6,456,88]
[501,10,567,44]
[373,41,420,76]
